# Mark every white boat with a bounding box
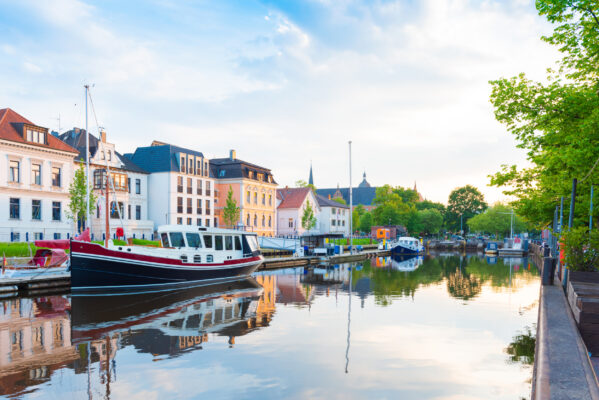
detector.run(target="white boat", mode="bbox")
[1,248,69,279]
[388,237,424,256]
[390,255,424,272]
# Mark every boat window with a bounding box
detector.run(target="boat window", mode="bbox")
[234,236,242,250]
[169,232,185,248]
[244,234,259,252]
[215,235,223,250]
[225,236,233,250]
[161,233,170,248]
[203,235,213,248]
[186,233,202,248]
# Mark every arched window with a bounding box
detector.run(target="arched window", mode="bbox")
[253,214,257,226]
[268,216,272,227]
[262,215,265,227]
[246,214,250,226]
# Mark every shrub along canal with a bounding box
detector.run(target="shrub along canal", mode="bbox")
[0,253,539,399]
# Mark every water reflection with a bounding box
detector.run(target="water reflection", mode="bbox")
[0,253,540,399]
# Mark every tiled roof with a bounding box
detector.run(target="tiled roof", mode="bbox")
[210,157,277,184]
[316,194,349,208]
[276,187,312,209]
[0,108,78,153]
[128,143,205,173]
[316,187,378,206]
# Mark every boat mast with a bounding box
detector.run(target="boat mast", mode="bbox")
[84,85,91,232]
[105,173,110,247]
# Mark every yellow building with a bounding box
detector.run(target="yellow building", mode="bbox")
[211,150,277,236]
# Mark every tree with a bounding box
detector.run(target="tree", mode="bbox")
[467,204,527,238]
[301,200,317,231]
[222,185,240,227]
[295,179,316,192]
[68,162,97,231]
[333,197,347,205]
[359,212,373,233]
[372,185,416,228]
[415,209,443,236]
[446,185,487,231]
[489,1,599,227]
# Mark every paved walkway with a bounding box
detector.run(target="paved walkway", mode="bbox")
[534,283,599,399]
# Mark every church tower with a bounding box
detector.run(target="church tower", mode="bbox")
[308,162,314,186]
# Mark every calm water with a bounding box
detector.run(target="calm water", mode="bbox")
[0,253,539,400]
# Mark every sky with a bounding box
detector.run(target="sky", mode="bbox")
[0,0,560,204]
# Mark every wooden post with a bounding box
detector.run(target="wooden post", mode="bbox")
[105,173,110,248]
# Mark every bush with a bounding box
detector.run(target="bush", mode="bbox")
[562,227,599,272]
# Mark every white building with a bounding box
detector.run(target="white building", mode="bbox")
[127,141,215,230]
[58,128,154,240]
[315,194,350,236]
[0,108,78,242]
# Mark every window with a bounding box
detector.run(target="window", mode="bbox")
[181,157,186,173]
[177,217,182,225]
[108,150,112,161]
[32,164,41,185]
[51,167,61,187]
[332,207,336,214]
[253,214,257,227]
[169,232,185,247]
[187,217,192,225]
[109,201,123,219]
[269,195,272,206]
[332,220,336,226]
[9,198,20,219]
[268,216,272,227]
[26,129,45,144]
[206,181,211,196]
[197,179,202,195]
[203,235,213,248]
[262,193,265,205]
[205,218,210,227]
[214,217,218,227]
[161,233,170,247]
[127,178,131,193]
[9,161,19,183]
[177,197,183,213]
[262,215,265,227]
[97,205,100,218]
[246,191,250,203]
[53,233,61,240]
[197,199,202,214]
[186,233,202,248]
[187,178,192,194]
[127,205,131,219]
[288,218,293,228]
[219,170,225,177]
[135,179,141,194]
[248,170,254,179]
[136,205,141,220]
[32,200,41,220]
[253,192,257,204]
[52,201,61,221]
[342,220,345,226]
[204,162,208,176]
[177,176,183,193]
[197,218,202,226]
[247,214,251,226]
[215,235,223,250]
[225,236,233,250]
[234,236,242,250]
[197,160,202,176]
[34,232,43,240]
[205,200,211,214]
[11,232,20,242]
[187,198,192,214]
[189,158,194,174]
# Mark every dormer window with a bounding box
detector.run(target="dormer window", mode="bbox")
[26,128,46,145]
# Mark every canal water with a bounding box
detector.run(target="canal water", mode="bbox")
[0,253,539,399]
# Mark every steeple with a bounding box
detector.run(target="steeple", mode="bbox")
[308,161,314,186]
[358,171,371,188]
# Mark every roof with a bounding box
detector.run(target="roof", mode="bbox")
[316,187,378,206]
[0,108,78,154]
[58,129,148,174]
[128,143,205,173]
[315,194,349,208]
[276,187,312,209]
[210,157,277,184]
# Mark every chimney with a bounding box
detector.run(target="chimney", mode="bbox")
[328,194,331,199]
[230,149,236,160]
[100,129,107,143]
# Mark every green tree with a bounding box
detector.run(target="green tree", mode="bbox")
[333,197,347,205]
[446,185,487,232]
[68,162,97,230]
[467,204,527,238]
[222,185,240,227]
[301,200,317,231]
[489,0,599,227]
[415,209,444,236]
[372,185,416,228]
[359,212,373,233]
[295,179,316,192]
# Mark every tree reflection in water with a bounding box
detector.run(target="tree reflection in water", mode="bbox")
[505,326,536,366]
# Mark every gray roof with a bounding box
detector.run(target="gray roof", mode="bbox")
[315,194,349,208]
[59,129,148,174]
[128,143,205,173]
[316,187,378,206]
[210,157,277,184]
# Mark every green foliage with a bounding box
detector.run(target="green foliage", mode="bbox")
[489,1,599,227]
[132,238,160,247]
[301,200,317,231]
[359,212,373,233]
[68,162,97,227]
[562,226,599,271]
[414,209,444,236]
[333,197,347,205]
[372,185,418,232]
[331,238,371,245]
[0,242,38,258]
[446,185,487,231]
[467,204,527,237]
[222,185,240,227]
[505,326,536,366]
[295,179,316,192]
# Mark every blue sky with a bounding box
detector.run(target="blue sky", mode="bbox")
[0,0,559,203]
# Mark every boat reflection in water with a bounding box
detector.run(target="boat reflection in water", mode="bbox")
[389,255,424,271]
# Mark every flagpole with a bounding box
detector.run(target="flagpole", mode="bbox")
[85,85,91,232]
[349,140,353,254]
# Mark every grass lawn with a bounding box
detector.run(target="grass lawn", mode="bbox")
[331,238,373,245]
[0,242,38,258]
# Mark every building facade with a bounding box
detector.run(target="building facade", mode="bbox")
[315,194,350,236]
[59,128,154,240]
[0,108,78,242]
[211,150,277,236]
[276,187,319,236]
[127,141,215,230]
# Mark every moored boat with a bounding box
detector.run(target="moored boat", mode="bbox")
[388,237,424,256]
[70,225,264,292]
